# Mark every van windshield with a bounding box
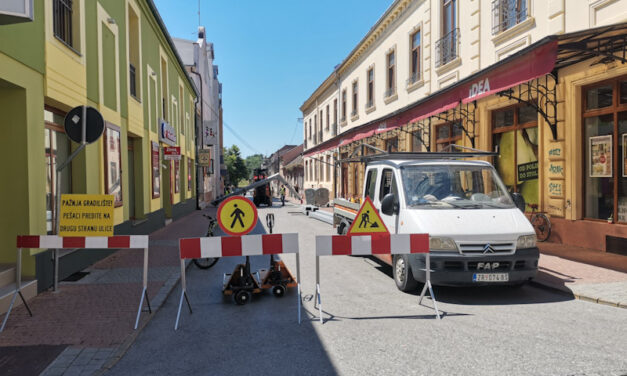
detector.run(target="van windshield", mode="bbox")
[401,164,515,209]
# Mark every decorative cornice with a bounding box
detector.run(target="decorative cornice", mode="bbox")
[300,0,413,112]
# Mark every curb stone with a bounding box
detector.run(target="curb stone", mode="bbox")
[531,280,626,309]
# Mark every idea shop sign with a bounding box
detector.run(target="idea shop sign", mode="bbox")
[163,146,181,161]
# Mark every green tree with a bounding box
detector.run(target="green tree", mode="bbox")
[245,154,265,179]
[224,145,249,186]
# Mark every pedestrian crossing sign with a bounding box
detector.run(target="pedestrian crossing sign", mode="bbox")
[217,196,258,236]
[347,196,389,235]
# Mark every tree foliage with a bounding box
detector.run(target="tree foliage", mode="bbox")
[224,145,248,185]
[245,154,265,179]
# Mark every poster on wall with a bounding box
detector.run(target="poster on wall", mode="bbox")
[174,160,180,193]
[151,141,160,198]
[623,133,627,178]
[589,135,612,178]
[105,126,122,206]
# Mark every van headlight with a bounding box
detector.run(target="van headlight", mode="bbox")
[516,234,537,249]
[429,237,457,251]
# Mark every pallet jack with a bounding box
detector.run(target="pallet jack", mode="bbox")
[222,213,297,305]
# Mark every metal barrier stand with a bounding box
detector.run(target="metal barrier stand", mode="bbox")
[1,247,33,332]
[134,247,152,329]
[418,252,441,320]
[175,258,193,331]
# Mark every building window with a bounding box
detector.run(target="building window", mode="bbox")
[326,105,330,130]
[152,141,160,198]
[386,136,398,152]
[352,81,358,117]
[333,99,338,125]
[160,57,168,121]
[492,0,528,35]
[45,109,72,234]
[437,0,459,67]
[492,104,538,209]
[314,114,318,144]
[341,89,347,121]
[53,0,77,49]
[367,68,374,108]
[308,121,311,139]
[104,123,123,207]
[128,4,140,100]
[179,86,185,135]
[326,155,331,182]
[582,77,627,223]
[409,30,421,85]
[436,121,463,151]
[386,51,396,97]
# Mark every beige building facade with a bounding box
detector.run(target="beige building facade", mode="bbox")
[301,0,627,252]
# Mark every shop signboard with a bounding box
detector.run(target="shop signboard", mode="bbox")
[59,194,115,237]
[589,135,612,178]
[159,120,177,146]
[517,161,538,182]
[163,146,181,161]
[198,149,211,167]
[203,119,217,146]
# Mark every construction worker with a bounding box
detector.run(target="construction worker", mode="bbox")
[280,185,286,206]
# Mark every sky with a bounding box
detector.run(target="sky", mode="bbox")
[153,0,393,158]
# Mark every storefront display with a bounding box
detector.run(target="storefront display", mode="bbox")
[104,124,122,206]
[589,135,612,178]
[151,141,160,198]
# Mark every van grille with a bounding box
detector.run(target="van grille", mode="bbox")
[457,242,515,255]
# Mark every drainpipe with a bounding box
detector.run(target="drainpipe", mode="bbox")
[190,67,203,210]
[334,68,340,199]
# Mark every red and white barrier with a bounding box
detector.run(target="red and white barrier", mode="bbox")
[175,233,301,330]
[314,233,440,323]
[1,235,151,333]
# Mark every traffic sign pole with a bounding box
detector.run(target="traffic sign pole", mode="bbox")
[53,106,104,291]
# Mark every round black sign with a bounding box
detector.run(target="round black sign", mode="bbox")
[64,106,105,144]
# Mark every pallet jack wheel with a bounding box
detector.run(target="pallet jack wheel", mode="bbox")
[234,290,252,305]
[271,284,286,298]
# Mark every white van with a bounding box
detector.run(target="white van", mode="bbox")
[353,157,538,290]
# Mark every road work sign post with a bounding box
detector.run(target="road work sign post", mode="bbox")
[314,233,440,323]
[1,235,151,333]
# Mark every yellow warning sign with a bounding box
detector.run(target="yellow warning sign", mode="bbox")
[59,194,115,237]
[347,196,389,235]
[217,196,258,236]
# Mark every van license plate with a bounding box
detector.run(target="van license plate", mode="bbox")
[473,273,509,282]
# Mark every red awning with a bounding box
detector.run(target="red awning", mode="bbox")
[305,39,558,157]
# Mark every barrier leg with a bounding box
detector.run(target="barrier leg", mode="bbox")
[175,289,186,331]
[418,283,428,305]
[296,253,301,325]
[134,287,147,330]
[427,280,441,320]
[417,253,440,320]
[316,283,323,324]
[0,292,18,333]
[174,259,192,330]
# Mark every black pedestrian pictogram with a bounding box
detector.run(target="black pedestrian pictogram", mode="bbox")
[359,210,370,228]
[230,204,245,228]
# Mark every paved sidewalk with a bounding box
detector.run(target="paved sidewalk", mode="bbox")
[0,207,216,376]
[534,243,627,309]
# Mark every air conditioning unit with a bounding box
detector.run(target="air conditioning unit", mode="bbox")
[0,0,33,25]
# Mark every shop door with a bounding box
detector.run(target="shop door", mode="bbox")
[127,139,135,219]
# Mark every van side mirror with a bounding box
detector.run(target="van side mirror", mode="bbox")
[381,193,399,216]
[511,192,525,212]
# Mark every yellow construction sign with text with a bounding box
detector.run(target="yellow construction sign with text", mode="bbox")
[59,194,115,237]
[347,196,390,235]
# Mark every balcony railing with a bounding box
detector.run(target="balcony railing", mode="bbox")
[435,28,459,67]
[492,0,528,35]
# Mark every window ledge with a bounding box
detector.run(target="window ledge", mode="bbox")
[365,105,376,114]
[54,35,82,57]
[436,57,461,76]
[384,92,398,105]
[340,120,348,127]
[406,79,425,93]
[492,17,536,46]
[351,113,359,122]
[130,94,142,104]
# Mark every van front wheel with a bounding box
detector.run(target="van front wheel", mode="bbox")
[393,255,418,292]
